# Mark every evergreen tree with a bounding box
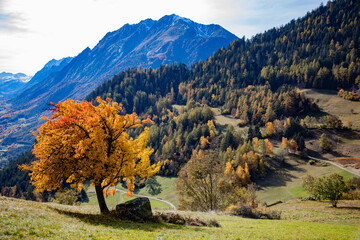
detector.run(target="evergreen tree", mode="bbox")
[247,127,254,141]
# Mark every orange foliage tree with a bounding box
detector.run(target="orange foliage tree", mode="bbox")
[266,122,275,136]
[20,97,161,213]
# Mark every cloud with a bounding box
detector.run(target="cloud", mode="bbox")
[0,0,25,32]
[202,0,324,38]
[0,0,324,74]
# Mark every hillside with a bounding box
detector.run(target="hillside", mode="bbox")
[302,88,360,130]
[0,15,237,161]
[1,196,359,239]
[86,0,360,121]
[79,0,360,180]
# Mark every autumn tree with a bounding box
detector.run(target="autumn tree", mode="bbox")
[289,139,298,153]
[177,150,224,211]
[199,136,210,149]
[20,97,161,214]
[281,137,290,151]
[207,120,216,139]
[266,122,275,136]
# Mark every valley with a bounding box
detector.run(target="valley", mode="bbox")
[1,0,360,238]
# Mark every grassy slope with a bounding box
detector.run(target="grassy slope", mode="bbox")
[256,155,355,204]
[302,89,360,130]
[85,177,178,210]
[200,90,360,203]
[1,197,359,240]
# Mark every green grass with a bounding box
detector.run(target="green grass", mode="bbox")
[256,156,357,204]
[288,185,308,198]
[274,200,360,227]
[286,170,355,200]
[335,170,355,179]
[1,197,359,239]
[84,176,178,211]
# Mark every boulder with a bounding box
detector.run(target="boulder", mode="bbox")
[115,197,152,220]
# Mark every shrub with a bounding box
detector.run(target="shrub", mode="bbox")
[153,213,221,227]
[319,133,332,151]
[145,177,162,195]
[259,208,282,220]
[225,204,281,219]
[54,189,79,205]
[338,89,360,101]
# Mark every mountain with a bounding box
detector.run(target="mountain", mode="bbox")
[0,72,31,101]
[26,57,73,87]
[0,14,237,161]
[89,0,360,116]
[10,14,237,115]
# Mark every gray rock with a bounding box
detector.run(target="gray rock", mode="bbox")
[115,197,152,220]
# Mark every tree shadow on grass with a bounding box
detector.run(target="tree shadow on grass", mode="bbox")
[336,206,360,210]
[256,159,306,190]
[49,207,184,231]
[339,129,360,140]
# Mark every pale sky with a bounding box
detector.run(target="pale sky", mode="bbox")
[0,0,324,76]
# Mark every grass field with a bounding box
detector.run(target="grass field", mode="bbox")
[1,196,359,239]
[84,176,178,211]
[301,88,360,130]
[256,154,355,204]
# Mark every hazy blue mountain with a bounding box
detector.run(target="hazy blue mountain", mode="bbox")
[26,57,73,86]
[0,72,31,101]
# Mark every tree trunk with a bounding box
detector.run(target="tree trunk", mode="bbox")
[95,184,109,214]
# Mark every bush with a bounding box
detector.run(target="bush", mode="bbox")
[260,209,282,220]
[54,189,79,205]
[308,160,316,165]
[225,204,281,219]
[145,177,162,195]
[153,213,221,227]
[319,133,332,152]
[226,204,259,218]
[338,89,360,101]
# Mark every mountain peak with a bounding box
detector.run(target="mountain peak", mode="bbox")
[159,14,192,24]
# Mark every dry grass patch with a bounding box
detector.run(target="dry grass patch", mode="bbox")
[332,157,360,169]
[301,88,360,130]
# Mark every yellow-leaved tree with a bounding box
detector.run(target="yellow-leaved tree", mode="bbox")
[20,97,161,213]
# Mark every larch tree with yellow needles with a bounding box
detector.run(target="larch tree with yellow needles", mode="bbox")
[20,97,161,214]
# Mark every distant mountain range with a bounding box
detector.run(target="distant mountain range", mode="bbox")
[0,14,238,161]
[0,72,31,101]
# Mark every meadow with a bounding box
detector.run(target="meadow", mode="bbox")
[1,196,359,240]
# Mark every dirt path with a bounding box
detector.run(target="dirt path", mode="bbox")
[116,189,177,211]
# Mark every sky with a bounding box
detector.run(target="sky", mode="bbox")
[0,0,325,76]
